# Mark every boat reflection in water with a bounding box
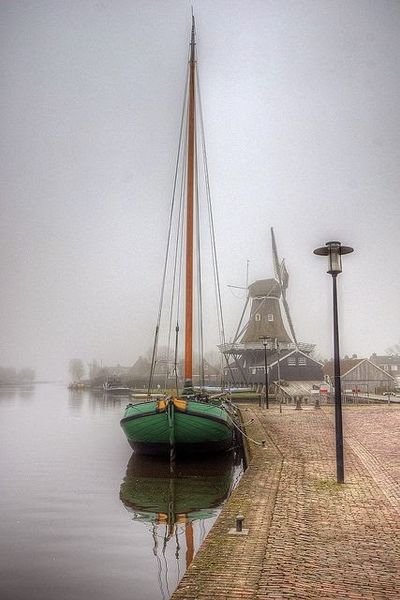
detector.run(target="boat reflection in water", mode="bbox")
[120,450,242,596]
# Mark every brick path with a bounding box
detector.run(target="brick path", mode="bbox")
[171,404,400,600]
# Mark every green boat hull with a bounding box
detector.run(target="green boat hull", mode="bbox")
[120,398,235,456]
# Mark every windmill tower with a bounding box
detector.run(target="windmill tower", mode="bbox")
[221,228,315,386]
[241,278,292,345]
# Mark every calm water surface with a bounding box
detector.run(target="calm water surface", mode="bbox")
[0,383,242,600]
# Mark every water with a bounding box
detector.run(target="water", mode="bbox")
[0,384,242,600]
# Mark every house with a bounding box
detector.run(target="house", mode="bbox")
[323,358,396,394]
[223,348,324,387]
[370,354,400,382]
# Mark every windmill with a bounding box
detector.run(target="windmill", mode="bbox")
[221,228,316,386]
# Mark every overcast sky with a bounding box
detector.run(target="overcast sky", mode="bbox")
[1,0,400,379]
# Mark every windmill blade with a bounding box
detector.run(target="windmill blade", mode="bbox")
[281,293,298,346]
[271,227,282,285]
[233,295,250,343]
[280,259,289,291]
[271,227,298,346]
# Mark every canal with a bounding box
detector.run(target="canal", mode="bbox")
[0,383,243,600]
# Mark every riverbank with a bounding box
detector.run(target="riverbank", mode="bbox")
[172,403,400,599]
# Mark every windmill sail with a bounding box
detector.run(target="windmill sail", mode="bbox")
[270,227,297,346]
[280,259,289,290]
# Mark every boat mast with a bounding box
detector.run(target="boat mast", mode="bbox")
[184,15,196,383]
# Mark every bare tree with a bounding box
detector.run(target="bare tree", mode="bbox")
[69,358,85,381]
[386,342,400,355]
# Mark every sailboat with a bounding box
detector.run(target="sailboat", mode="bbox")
[120,18,237,456]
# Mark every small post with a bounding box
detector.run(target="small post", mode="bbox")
[314,395,321,410]
[236,514,244,532]
[228,514,249,535]
[295,396,302,410]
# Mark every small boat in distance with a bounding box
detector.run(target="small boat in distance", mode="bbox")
[104,378,131,395]
[120,17,238,457]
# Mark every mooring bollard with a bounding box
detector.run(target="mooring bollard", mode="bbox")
[295,396,302,410]
[236,514,244,533]
[314,396,321,410]
[228,513,249,535]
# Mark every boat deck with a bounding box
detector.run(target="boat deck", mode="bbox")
[171,403,400,599]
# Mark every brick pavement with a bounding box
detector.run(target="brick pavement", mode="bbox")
[171,404,400,600]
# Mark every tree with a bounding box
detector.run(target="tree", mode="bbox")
[386,342,400,355]
[69,359,85,381]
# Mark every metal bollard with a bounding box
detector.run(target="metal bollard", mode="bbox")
[235,515,244,533]
[295,396,302,410]
[228,513,249,535]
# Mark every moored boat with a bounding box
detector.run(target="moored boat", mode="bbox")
[120,17,237,456]
[121,396,237,455]
[104,378,131,395]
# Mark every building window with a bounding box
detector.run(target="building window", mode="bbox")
[287,357,296,366]
[249,366,265,374]
[298,356,307,366]
[255,313,261,321]
[391,365,398,371]
[267,314,274,322]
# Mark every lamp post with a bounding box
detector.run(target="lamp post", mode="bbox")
[276,339,282,413]
[313,241,353,483]
[259,336,271,409]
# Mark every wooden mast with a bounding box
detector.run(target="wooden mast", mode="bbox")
[184,16,196,383]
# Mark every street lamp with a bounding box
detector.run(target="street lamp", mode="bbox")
[259,336,271,409]
[313,241,354,483]
[275,339,282,413]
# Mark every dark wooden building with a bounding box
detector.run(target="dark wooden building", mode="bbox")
[223,348,323,386]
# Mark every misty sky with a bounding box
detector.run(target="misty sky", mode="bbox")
[1,0,400,379]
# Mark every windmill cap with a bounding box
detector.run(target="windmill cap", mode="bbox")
[248,279,281,298]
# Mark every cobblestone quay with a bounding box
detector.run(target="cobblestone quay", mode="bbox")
[171,404,400,599]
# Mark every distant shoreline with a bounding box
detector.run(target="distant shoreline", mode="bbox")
[0,381,62,387]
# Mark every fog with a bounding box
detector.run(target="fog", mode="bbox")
[1,0,400,380]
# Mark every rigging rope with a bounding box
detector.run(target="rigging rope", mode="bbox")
[195,123,205,389]
[225,410,266,447]
[147,63,190,397]
[167,103,188,387]
[196,67,227,350]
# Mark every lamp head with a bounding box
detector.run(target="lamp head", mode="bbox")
[314,241,353,275]
[259,335,272,347]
